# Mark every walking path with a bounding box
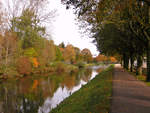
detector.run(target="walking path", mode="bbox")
[110,64,150,113]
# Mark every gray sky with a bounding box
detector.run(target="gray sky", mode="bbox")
[1,0,99,56]
[49,0,99,56]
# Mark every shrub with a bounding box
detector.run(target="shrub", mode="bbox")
[16,57,32,75]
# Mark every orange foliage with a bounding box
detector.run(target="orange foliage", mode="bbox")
[95,54,117,63]
[95,54,108,62]
[32,80,39,90]
[110,57,117,63]
[32,57,39,67]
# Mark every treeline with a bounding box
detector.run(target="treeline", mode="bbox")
[0,0,118,78]
[0,0,95,77]
[62,0,150,81]
[94,54,117,64]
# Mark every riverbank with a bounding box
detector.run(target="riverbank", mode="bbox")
[50,65,114,113]
[0,62,97,80]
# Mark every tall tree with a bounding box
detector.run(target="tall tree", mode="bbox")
[62,0,150,79]
[11,9,46,49]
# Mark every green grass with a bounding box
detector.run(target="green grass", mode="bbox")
[50,65,114,113]
[136,75,150,86]
[137,75,146,82]
[146,82,150,86]
[127,70,150,87]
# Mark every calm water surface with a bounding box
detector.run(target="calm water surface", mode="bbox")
[0,65,108,113]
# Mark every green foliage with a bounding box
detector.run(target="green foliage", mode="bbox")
[50,65,113,113]
[55,47,63,61]
[24,48,38,57]
[41,39,56,63]
[12,9,45,49]
[63,0,148,75]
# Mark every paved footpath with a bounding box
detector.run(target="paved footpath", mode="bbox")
[110,64,150,113]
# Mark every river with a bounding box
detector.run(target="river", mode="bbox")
[0,65,108,113]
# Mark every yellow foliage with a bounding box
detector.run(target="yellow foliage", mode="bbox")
[95,54,108,62]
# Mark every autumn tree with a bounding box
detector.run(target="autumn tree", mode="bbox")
[16,57,32,75]
[2,0,55,30]
[41,40,56,64]
[81,48,92,63]
[95,54,108,63]
[1,0,55,50]
[74,47,82,63]
[63,44,76,64]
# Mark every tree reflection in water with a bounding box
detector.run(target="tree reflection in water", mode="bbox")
[0,66,106,113]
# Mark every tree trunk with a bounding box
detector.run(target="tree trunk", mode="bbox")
[123,54,126,68]
[126,57,129,70]
[121,58,123,66]
[136,55,143,75]
[123,53,129,70]
[146,41,150,81]
[130,56,134,72]
[144,0,150,81]
[5,47,8,66]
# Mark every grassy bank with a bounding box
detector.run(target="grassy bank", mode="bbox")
[50,65,114,113]
[127,70,150,87]
[136,75,150,86]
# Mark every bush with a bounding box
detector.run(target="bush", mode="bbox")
[16,57,32,75]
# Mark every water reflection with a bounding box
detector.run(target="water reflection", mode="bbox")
[0,66,107,113]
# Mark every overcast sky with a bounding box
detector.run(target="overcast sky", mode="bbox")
[2,0,99,56]
[48,0,99,56]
